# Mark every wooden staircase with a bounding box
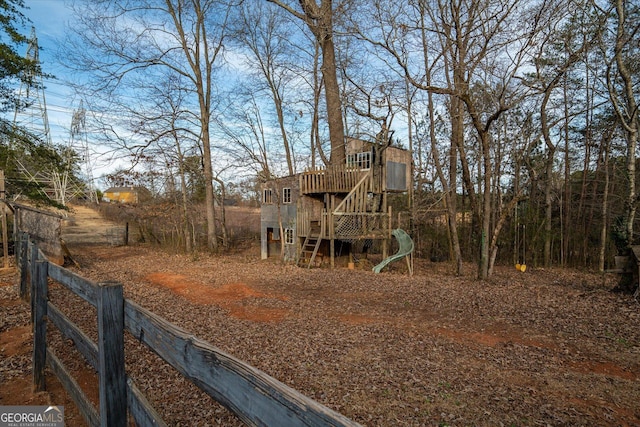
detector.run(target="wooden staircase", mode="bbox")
[297,222,323,268]
[332,169,382,238]
[333,170,373,214]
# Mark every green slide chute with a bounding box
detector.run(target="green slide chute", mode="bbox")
[372,229,414,275]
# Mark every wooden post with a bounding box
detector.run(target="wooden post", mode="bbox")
[124,222,129,246]
[19,232,29,301]
[33,258,48,392]
[1,207,7,269]
[97,281,127,427]
[0,170,7,269]
[330,195,335,269]
[14,227,20,266]
[30,240,38,320]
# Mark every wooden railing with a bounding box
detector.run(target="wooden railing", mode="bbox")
[299,165,369,194]
[17,232,361,427]
[333,173,373,214]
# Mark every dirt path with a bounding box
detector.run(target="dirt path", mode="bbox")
[61,204,123,246]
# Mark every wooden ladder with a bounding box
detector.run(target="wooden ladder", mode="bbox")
[297,222,323,268]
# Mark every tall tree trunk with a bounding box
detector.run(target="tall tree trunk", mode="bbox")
[543,154,554,267]
[598,129,613,271]
[174,135,193,253]
[166,0,222,251]
[448,96,464,274]
[269,0,345,165]
[201,125,218,251]
[427,91,463,275]
[311,41,329,167]
[419,2,462,274]
[541,85,557,268]
[609,0,639,252]
[562,77,571,267]
[318,29,345,165]
[213,177,229,249]
[479,132,492,280]
[274,95,295,175]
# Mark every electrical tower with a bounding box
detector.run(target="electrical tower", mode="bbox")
[12,27,51,146]
[70,100,98,203]
[11,27,85,206]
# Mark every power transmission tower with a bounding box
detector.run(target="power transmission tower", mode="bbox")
[11,27,84,206]
[70,100,98,203]
[12,27,52,147]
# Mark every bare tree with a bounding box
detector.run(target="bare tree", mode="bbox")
[415,0,465,274]
[233,2,298,175]
[353,0,551,278]
[217,93,275,179]
[132,73,201,252]
[524,2,591,267]
[604,0,640,254]
[267,0,347,165]
[64,0,233,251]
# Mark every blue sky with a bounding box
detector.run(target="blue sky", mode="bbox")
[24,0,70,43]
[23,0,76,141]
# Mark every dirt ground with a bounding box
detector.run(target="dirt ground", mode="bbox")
[1,204,640,426]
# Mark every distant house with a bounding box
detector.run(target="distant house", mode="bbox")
[103,186,150,204]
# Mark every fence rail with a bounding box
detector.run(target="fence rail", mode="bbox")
[299,165,369,194]
[18,232,361,427]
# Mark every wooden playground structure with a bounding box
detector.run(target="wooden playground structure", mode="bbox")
[260,137,413,271]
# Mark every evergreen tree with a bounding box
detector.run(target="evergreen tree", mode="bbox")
[0,0,37,115]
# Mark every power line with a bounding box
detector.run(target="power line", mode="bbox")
[11,27,87,206]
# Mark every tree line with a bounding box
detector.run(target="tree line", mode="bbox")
[2,0,638,279]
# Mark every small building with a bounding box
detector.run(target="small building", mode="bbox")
[260,137,412,267]
[103,186,150,204]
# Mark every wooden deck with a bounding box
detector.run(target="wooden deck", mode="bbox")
[296,164,392,267]
[299,165,372,194]
[298,166,390,241]
[297,211,390,240]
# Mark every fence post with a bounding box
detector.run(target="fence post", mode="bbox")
[29,240,38,321]
[33,258,48,392]
[97,281,127,427]
[18,232,28,301]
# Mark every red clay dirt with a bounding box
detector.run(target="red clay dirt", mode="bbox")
[144,273,290,322]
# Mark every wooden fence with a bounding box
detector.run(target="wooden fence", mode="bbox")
[17,232,361,427]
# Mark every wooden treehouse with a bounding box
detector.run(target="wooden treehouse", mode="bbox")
[260,138,411,268]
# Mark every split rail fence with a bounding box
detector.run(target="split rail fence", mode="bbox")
[17,232,361,427]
